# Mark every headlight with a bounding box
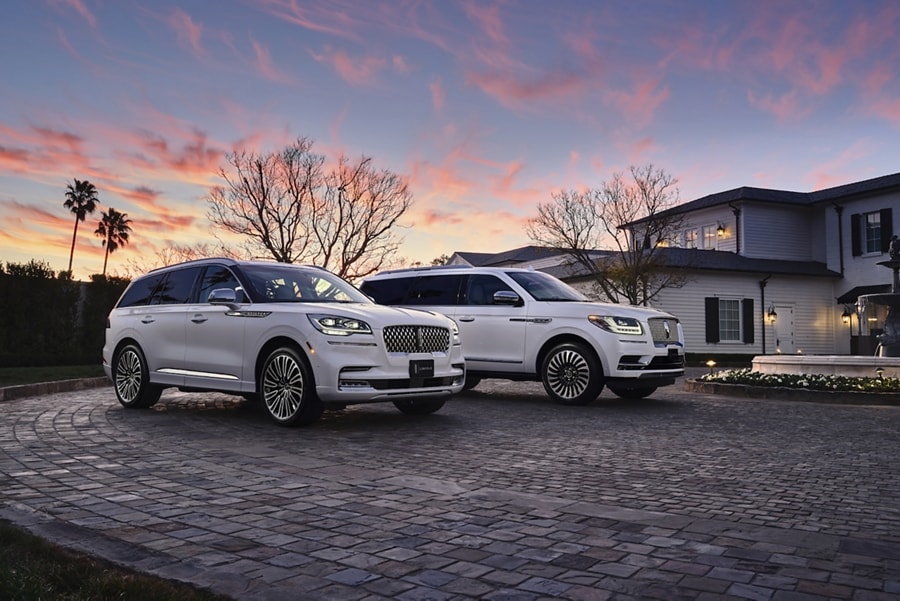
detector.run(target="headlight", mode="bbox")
[588,315,644,335]
[308,314,372,336]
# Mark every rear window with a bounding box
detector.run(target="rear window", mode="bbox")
[117,274,164,308]
[150,267,201,305]
[361,277,414,305]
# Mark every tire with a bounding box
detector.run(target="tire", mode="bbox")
[608,385,657,400]
[113,344,162,408]
[393,398,446,415]
[540,342,604,406]
[259,346,322,426]
[462,376,481,390]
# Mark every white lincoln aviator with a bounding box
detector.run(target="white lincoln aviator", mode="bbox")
[361,265,685,405]
[103,258,465,426]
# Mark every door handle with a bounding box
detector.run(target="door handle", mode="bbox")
[141,316,155,324]
[457,316,475,322]
[191,314,208,324]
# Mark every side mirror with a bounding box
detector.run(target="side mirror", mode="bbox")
[493,290,523,307]
[208,288,238,307]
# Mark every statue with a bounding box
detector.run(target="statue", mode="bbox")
[891,234,900,261]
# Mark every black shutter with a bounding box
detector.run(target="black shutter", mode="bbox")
[881,208,893,253]
[851,213,861,256]
[742,298,755,344]
[705,297,720,343]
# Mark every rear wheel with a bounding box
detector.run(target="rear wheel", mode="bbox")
[393,398,446,415]
[541,342,604,406]
[607,384,657,400]
[113,344,162,408]
[259,347,322,426]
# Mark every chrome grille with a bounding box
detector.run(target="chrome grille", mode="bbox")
[648,318,678,344]
[383,326,449,353]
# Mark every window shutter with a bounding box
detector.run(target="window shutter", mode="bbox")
[851,213,861,256]
[742,298,755,344]
[881,208,893,253]
[705,297,720,343]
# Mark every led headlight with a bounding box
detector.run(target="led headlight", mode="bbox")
[588,315,644,335]
[308,314,372,336]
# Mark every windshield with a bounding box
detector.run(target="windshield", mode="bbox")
[238,264,371,304]
[507,271,586,302]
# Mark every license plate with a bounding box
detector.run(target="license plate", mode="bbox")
[409,359,434,378]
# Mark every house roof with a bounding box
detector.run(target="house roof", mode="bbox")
[450,245,565,266]
[636,171,900,223]
[542,248,842,281]
[836,284,893,304]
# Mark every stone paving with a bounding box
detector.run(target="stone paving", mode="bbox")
[2,376,900,600]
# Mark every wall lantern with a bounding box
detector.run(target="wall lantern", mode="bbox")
[841,305,853,325]
[716,222,726,236]
[767,305,777,322]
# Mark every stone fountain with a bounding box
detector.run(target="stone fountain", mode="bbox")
[857,235,900,357]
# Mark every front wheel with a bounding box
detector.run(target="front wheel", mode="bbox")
[540,342,604,406]
[607,384,657,400]
[259,347,322,426]
[393,398,446,415]
[113,344,162,408]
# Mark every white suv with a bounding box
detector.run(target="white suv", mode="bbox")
[103,259,465,426]
[361,266,684,405]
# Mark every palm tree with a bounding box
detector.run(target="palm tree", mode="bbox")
[94,207,132,276]
[63,179,100,273]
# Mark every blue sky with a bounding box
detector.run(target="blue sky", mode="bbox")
[2,0,900,279]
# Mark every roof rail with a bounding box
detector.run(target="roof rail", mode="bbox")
[373,264,473,275]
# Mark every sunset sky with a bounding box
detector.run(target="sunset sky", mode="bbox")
[3,0,900,280]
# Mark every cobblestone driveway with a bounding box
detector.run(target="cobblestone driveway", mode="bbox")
[2,379,899,600]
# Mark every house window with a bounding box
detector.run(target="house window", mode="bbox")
[704,297,755,344]
[701,225,717,250]
[851,208,893,256]
[719,299,741,341]
[683,228,698,248]
[865,212,881,254]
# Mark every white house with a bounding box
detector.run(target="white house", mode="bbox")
[449,172,898,359]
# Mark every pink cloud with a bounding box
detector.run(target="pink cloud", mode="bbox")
[167,8,204,57]
[747,89,810,122]
[249,38,293,84]
[48,0,97,28]
[607,77,670,128]
[465,68,587,111]
[311,46,388,86]
[430,77,446,112]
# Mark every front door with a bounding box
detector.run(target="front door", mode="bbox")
[773,305,795,354]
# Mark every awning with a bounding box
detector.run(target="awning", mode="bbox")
[836,284,891,304]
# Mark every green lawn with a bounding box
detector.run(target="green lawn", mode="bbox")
[0,521,232,601]
[0,364,105,387]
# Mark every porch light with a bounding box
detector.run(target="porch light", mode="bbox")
[716,222,726,236]
[767,305,777,322]
[841,305,853,325]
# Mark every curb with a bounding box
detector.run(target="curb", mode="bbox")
[684,378,900,405]
[0,377,110,403]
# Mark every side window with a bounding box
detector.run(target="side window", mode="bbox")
[150,267,201,305]
[360,277,414,305]
[198,266,242,303]
[465,274,513,305]
[408,275,464,305]
[851,208,893,256]
[117,274,164,308]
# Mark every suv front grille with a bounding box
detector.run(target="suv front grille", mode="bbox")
[648,318,678,345]
[383,326,449,353]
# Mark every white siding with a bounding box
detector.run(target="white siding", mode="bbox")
[741,203,814,260]
[652,273,837,356]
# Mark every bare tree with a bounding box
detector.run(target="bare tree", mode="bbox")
[207,137,411,280]
[122,242,243,278]
[527,164,688,305]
